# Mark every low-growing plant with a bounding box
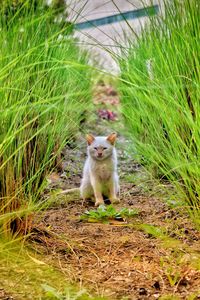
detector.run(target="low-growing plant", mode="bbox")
[81,204,139,223]
[160,257,181,287]
[42,284,88,300]
[42,284,107,300]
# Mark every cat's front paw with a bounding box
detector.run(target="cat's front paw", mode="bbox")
[95,199,104,207]
[110,198,120,204]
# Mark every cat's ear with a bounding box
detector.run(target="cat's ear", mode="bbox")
[86,134,95,145]
[107,132,117,145]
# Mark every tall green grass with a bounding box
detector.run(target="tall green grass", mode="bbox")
[119,0,200,222]
[0,2,92,234]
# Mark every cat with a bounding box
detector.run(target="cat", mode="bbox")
[80,133,120,206]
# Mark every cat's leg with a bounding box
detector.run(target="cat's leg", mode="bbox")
[80,179,94,201]
[108,173,120,204]
[90,177,104,207]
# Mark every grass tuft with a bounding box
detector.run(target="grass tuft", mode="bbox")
[0,2,92,235]
[119,0,200,223]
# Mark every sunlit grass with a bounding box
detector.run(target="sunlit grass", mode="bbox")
[119,0,200,225]
[0,2,92,235]
[0,238,107,300]
[0,2,96,298]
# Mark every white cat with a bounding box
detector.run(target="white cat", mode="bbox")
[80,133,120,206]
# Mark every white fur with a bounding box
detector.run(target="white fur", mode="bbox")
[80,136,120,206]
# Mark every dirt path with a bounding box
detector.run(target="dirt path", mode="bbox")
[32,84,200,300]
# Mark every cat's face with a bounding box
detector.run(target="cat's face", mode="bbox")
[86,133,117,161]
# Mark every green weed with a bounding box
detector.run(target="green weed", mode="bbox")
[160,257,181,287]
[81,204,139,223]
[42,284,107,300]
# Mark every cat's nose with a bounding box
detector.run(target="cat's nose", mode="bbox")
[97,152,103,157]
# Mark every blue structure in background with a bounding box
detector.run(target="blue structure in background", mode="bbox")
[75,5,159,30]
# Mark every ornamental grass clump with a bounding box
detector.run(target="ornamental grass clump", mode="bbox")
[119,0,200,223]
[0,1,92,235]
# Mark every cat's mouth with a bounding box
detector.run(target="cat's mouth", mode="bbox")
[95,155,105,160]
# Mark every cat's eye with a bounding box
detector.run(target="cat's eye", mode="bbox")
[94,147,98,150]
[103,147,107,150]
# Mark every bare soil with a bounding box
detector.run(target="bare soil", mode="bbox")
[31,84,200,300]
